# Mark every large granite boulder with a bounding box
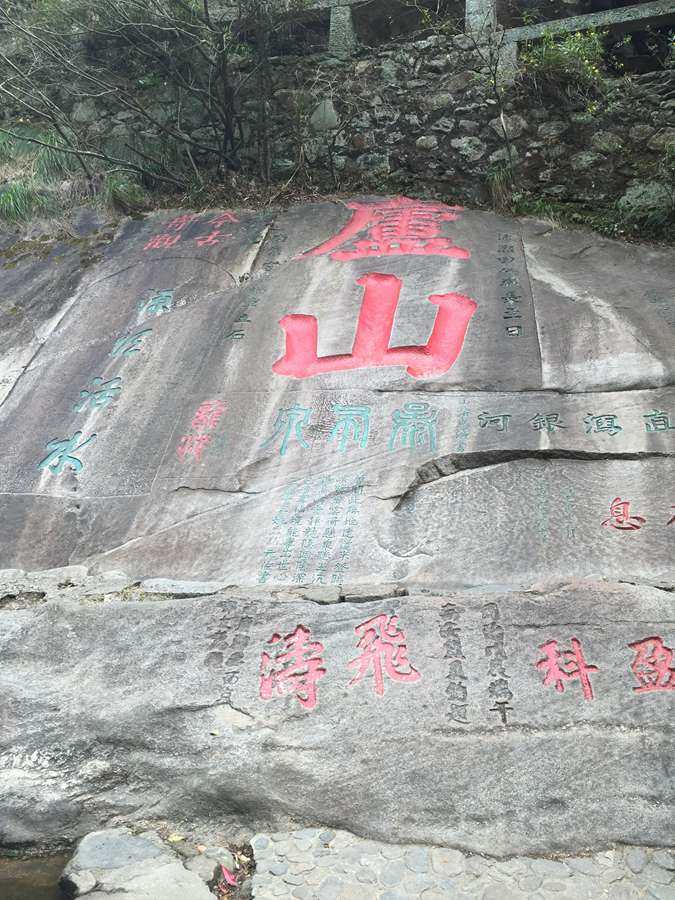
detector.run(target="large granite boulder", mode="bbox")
[0,198,673,857]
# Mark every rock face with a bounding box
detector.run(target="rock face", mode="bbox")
[0,198,673,856]
[59,828,214,899]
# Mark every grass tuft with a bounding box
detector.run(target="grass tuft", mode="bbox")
[0,179,55,223]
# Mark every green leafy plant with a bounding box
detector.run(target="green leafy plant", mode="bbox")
[519,28,607,102]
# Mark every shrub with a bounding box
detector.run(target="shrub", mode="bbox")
[519,28,607,103]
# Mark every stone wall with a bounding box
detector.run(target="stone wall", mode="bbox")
[259,32,675,210]
[1,21,673,218]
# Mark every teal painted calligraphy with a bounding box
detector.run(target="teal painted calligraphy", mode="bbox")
[38,431,96,475]
[329,404,370,452]
[111,329,152,357]
[263,403,312,456]
[644,410,675,433]
[530,413,565,432]
[478,412,510,432]
[73,376,122,412]
[389,402,437,451]
[584,414,622,436]
[141,289,173,318]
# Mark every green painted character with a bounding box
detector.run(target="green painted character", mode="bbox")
[584,413,622,436]
[329,404,370,452]
[262,403,312,456]
[111,329,152,356]
[141,289,174,317]
[389,402,437,451]
[643,410,675,433]
[38,431,97,475]
[74,376,122,412]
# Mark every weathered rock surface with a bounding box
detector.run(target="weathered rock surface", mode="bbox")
[1,578,674,854]
[59,828,214,898]
[0,198,673,861]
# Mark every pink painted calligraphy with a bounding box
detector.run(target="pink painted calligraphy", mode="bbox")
[601,497,647,531]
[273,272,477,379]
[536,638,598,701]
[176,398,226,463]
[259,625,327,709]
[301,197,470,261]
[628,637,675,693]
[348,614,421,696]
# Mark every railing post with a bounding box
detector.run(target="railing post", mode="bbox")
[465,0,497,32]
[329,5,357,53]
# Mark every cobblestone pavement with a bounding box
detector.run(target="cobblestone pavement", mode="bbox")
[250,830,675,899]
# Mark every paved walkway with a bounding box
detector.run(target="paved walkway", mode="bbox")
[250,830,675,899]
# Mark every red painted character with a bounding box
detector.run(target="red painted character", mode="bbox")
[273,272,477,379]
[176,433,212,462]
[601,497,647,531]
[628,637,675,693]
[196,211,239,247]
[191,400,226,432]
[259,625,326,709]
[143,233,181,250]
[348,614,421,696]
[536,638,599,701]
[301,197,470,261]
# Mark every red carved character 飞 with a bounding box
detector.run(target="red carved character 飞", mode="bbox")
[348,613,421,696]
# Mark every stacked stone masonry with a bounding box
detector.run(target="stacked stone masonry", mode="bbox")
[251,830,675,900]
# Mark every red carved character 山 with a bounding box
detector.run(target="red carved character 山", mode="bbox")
[348,614,421,696]
[273,272,476,379]
[259,625,327,709]
[628,637,675,693]
[301,197,470,261]
[536,638,599,701]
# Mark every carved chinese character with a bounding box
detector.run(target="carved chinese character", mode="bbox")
[584,414,622,436]
[530,413,565,432]
[143,233,181,250]
[166,214,199,232]
[601,497,647,531]
[74,377,122,412]
[111,329,152,356]
[668,506,675,526]
[329,404,370,451]
[349,614,421,696]
[643,409,675,433]
[191,400,226,432]
[259,625,326,709]
[389,401,437,451]
[140,289,174,317]
[478,412,510,432]
[536,638,598,701]
[273,273,477,380]
[38,431,97,475]
[176,434,212,462]
[628,637,675,693]
[301,197,469,260]
[262,403,312,456]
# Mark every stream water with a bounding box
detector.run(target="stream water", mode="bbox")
[0,854,69,899]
